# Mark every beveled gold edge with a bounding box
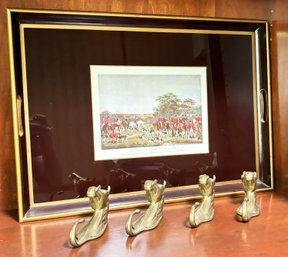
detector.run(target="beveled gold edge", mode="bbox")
[8,8,268,24]
[252,21,274,189]
[21,186,273,222]
[31,179,242,208]
[7,8,25,222]
[266,22,274,189]
[19,24,35,207]
[21,23,254,36]
[20,23,255,210]
[252,32,260,178]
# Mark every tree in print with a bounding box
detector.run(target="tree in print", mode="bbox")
[153,92,197,119]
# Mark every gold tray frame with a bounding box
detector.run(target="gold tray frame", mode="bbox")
[7,8,274,222]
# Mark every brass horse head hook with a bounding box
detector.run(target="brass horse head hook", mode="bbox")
[125,180,166,236]
[69,185,111,247]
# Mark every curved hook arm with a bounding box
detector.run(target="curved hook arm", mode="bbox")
[69,218,85,247]
[241,198,249,222]
[125,209,142,236]
[189,202,200,227]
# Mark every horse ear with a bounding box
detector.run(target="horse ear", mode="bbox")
[152,179,157,186]
[107,186,111,194]
[162,180,166,188]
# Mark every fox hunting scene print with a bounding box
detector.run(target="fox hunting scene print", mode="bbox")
[90,66,209,160]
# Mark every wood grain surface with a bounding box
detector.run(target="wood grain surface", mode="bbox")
[0,192,288,257]
[0,0,287,212]
[269,0,288,197]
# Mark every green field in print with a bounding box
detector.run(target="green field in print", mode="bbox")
[100,92,203,149]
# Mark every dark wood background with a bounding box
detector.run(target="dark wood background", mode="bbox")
[0,0,287,211]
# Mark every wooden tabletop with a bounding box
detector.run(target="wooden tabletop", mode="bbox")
[1,192,288,257]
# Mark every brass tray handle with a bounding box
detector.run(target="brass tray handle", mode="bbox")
[16,95,24,137]
[260,89,268,123]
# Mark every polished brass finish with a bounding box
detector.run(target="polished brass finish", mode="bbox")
[125,180,166,236]
[189,175,216,227]
[7,8,25,221]
[16,96,24,137]
[69,185,110,247]
[237,171,260,222]
[260,89,268,123]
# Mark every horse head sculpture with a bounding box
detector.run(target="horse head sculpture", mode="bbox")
[125,180,166,236]
[69,185,110,247]
[189,174,216,227]
[237,171,260,222]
